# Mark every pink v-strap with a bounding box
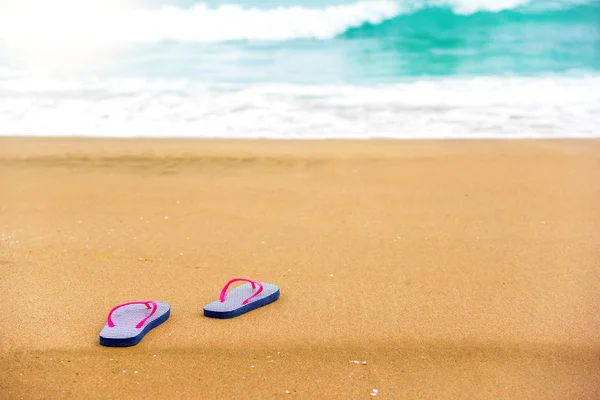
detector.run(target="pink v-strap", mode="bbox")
[219,278,263,305]
[107,301,158,329]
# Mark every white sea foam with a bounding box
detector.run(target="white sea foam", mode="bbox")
[0,0,593,45]
[1,75,598,139]
[0,1,400,45]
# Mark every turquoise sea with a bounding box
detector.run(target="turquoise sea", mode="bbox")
[0,0,598,138]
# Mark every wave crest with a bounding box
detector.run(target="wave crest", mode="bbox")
[0,0,594,45]
[0,1,400,45]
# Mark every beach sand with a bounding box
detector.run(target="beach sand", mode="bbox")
[0,138,599,399]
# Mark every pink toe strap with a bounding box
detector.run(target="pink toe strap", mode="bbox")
[107,301,157,329]
[219,278,263,305]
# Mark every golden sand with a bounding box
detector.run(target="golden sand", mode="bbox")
[1,138,599,399]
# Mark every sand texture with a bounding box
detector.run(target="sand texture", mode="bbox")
[1,138,599,399]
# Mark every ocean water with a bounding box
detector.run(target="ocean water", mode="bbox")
[0,0,598,138]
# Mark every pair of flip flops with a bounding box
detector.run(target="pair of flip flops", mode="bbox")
[99,278,280,347]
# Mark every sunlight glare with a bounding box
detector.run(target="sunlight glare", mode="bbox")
[0,0,143,71]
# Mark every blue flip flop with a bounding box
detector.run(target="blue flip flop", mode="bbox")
[99,301,170,347]
[204,278,280,319]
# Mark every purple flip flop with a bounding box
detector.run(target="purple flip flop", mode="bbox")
[99,301,170,347]
[204,278,280,319]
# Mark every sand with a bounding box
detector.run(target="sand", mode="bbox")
[0,138,599,399]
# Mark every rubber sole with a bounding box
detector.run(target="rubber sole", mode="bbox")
[204,289,280,319]
[99,308,171,347]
